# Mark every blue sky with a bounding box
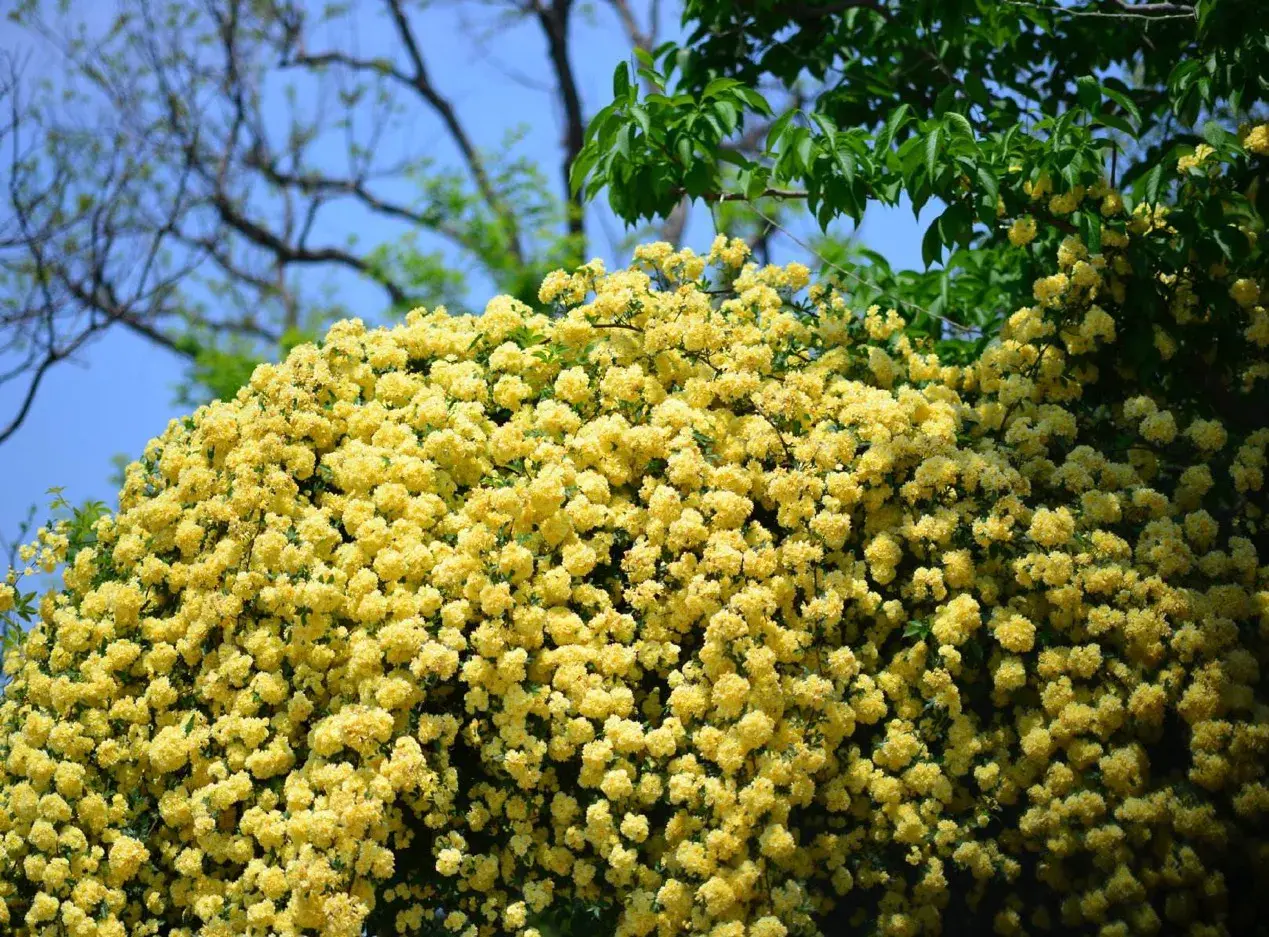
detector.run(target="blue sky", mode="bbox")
[0,0,928,545]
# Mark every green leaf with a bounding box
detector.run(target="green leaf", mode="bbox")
[1099,83,1141,130]
[833,143,856,187]
[675,135,694,165]
[944,111,974,142]
[975,165,998,204]
[745,165,771,200]
[1201,119,1235,149]
[963,71,989,106]
[797,133,816,171]
[568,147,598,196]
[629,104,652,136]
[1143,162,1165,205]
[736,86,772,115]
[921,220,943,268]
[1096,112,1136,136]
[810,112,837,139]
[1080,210,1102,254]
[904,619,932,639]
[875,103,912,155]
[612,62,631,99]
[701,77,737,99]
[683,159,713,198]
[765,110,795,152]
[1075,75,1100,111]
[714,99,739,134]
[925,126,942,181]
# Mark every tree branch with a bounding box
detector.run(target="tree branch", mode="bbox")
[1003,0,1195,19]
[242,154,477,252]
[382,0,525,264]
[205,191,407,306]
[684,187,811,202]
[533,0,586,255]
[659,195,690,247]
[740,0,892,22]
[606,0,653,51]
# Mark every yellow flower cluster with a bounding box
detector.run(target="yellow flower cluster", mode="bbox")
[1242,122,1269,157]
[0,222,1266,937]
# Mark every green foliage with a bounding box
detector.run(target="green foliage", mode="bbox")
[574,0,1269,342]
[172,335,268,408]
[0,489,109,654]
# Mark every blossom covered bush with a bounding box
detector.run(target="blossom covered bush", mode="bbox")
[1,157,1268,936]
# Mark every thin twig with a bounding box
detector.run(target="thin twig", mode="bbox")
[745,203,968,331]
[1002,0,1195,21]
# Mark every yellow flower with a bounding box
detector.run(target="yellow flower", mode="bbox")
[1242,122,1269,155]
[1177,143,1214,173]
[1007,216,1037,247]
[0,233,1265,937]
[1230,278,1261,309]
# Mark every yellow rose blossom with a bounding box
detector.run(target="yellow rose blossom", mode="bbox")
[0,234,1264,937]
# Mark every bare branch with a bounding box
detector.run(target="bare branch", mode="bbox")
[384,0,525,263]
[659,195,690,247]
[206,191,408,306]
[241,155,478,251]
[691,187,812,202]
[739,0,892,22]
[607,0,653,51]
[1002,0,1195,19]
[533,0,586,253]
[283,14,526,267]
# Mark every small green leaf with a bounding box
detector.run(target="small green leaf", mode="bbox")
[795,132,815,173]
[925,126,942,181]
[736,86,772,115]
[944,111,974,142]
[1143,162,1165,205]
[629,104,652,136]
[714,99,739,134]
[745,166,770,199]
[765,110,795,152]
[612,61,631,99]
[904,619,932,639]
[1099,83,1141,129]
[875,103,912,155]
[1075,75,1100,111]
[975,165,998,203]
[921,221,943,268]
[1080,210,1102,254]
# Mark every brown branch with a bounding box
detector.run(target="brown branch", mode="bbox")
[1029,204,1079,236]
[740,0,892,21]
[606,0,653,51]
[533,0,586,256]
[0,338,90,445]
[1004,0,1195,19]
[241,155,475,251]
[381,0,524,265]
[590,322,642,332]
[285,49,414,87]
[205,191,408,306]
[684,187,811,202]
[283,25,524,265]
[659,195,690,247]
[1112,0,1194,13]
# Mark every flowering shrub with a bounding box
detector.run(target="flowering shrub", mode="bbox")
[1,163,1268,935]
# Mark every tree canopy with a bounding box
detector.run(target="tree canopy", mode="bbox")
[575,0,1268,356]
